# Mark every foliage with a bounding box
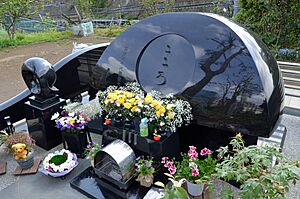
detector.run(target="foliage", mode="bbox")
[234,0,300,61]
[94,27,127,38]
[51,110,91,133]
[155,173,189,199]
[49,154,68,166]
[0,130,8,145]
[0,0,47,40]
[0,30,73,49]
[163,146,216,184]
[139,0,175,17]
[3,132,35,153]
[84,141,101,160]
[216,133,300,199]
[75,0,108,19]
[135,156,155,176]
[97,82,193,132]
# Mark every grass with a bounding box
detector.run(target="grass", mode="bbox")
[0,30,74,49]
[0,26,128,50]
[94,26,127,38]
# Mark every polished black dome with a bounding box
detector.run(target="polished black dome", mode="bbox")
[96,12,284,137]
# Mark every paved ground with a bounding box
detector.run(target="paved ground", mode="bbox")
[0,111,299,199]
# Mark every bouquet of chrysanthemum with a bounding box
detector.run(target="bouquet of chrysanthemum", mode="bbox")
[51,110,91,133]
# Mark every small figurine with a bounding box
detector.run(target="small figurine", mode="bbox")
[12,143,28,160]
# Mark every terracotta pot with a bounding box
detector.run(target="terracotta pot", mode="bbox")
[186,181,204,196]
[136,174,153,187]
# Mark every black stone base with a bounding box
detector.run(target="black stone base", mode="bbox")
[70,167,150,199]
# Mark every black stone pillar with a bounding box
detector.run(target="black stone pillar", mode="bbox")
[25,96,65,150]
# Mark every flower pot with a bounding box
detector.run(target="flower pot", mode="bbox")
[112,117,123,127]
[90,159,95,167]
[16,152,34,170]
[63,131,88,156]
[136,174,154,187]
[124,120,135,130]
[186,181,204,196]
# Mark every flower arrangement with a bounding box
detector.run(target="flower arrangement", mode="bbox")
[162,146,216,184]
[3,132,35,153]
[216,133,300,199]
[97,82,193,132]
[84,141,101,160]
[135,156,155,187]
[51,110,91,133]
[42,149,77,173]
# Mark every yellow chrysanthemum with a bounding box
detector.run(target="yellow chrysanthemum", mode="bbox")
[129,98,136,104]
[131,106,139,112]
[144,95,153,103]
[117,97,125,104]
[167,104,174,110]
[151,100,158,106]
[168,112,174,119]
[70,119,75,126]
[108,93,117,101]
[124,103,132,109]
[104,99,110,104]
[114,90,121,95]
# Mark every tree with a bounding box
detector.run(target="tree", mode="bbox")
[139,0,175,17]
[0,0,44,40]
[235,0,300,51]
[75,0,108,19]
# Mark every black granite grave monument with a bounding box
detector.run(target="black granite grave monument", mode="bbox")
[22,57,65,150]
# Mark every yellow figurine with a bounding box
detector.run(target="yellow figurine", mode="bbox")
[12,143,28,160]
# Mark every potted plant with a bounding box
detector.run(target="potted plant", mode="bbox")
[216,133,300,198]
[162,146,216,196]
[135,156,155,187]
[155,173,189,199]
[51,110,91,156]
[3,132,35,170]
[84,141,101,167]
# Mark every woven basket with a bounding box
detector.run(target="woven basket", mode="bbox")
[16,152,34,170]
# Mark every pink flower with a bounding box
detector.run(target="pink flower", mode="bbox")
[192,168,199,176]
[200,147,213,156]
[189,146,197,151]
[188,152,198,160]
[80,113,85,117]
[168,165,177,175]
[188,146,198,160]
[164,160,174,168]
[87,117,92,122]
[161,157,169,164]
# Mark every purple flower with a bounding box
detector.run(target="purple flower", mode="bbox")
[146,163,152,168]
[136,157,140,161]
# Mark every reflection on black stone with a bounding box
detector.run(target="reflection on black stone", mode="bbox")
[96,12,284,137]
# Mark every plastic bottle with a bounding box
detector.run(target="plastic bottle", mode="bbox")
[139,118,149,137]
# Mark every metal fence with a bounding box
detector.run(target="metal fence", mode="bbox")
[278,61,300,98]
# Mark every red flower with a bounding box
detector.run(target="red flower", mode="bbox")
[200,147,213,156]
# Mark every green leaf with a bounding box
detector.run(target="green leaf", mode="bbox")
[174,187,189,199]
